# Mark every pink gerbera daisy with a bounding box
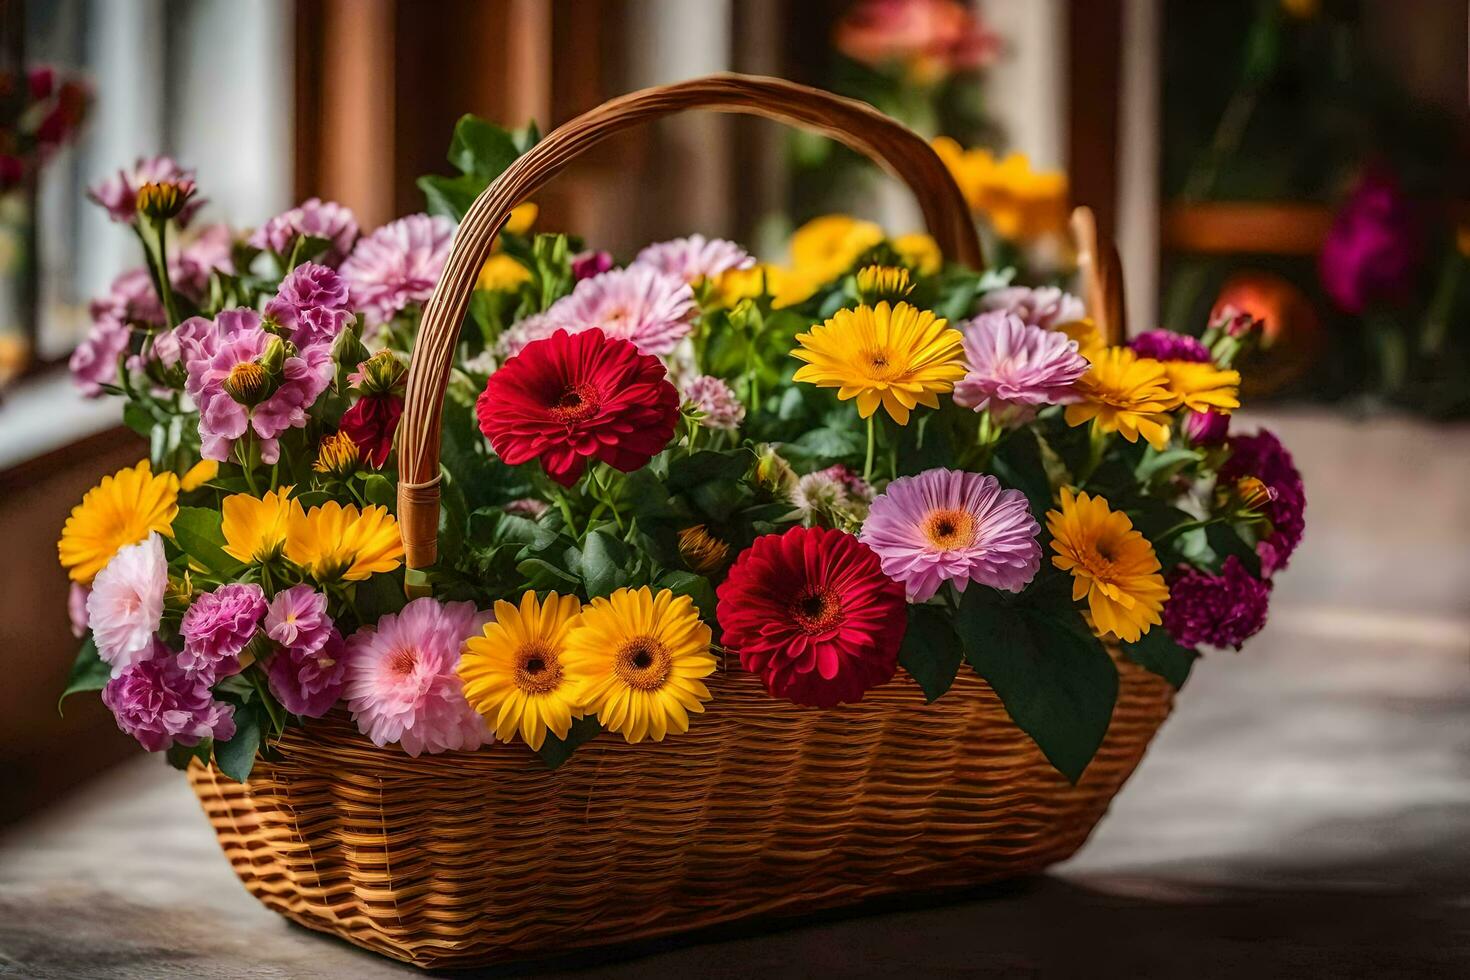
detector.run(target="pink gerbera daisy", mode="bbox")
[860,468,1041,602]
[954,311,1088,424]
[536,265,696,356]
[633,234,754,284]
[340,213,455,326]
[342,598,491,756]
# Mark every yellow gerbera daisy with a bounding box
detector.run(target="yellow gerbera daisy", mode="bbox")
[1047,487,1169,643]
[892,232,942,275]
[221,488,294,565]
[562,587,715,744]
[792,301,965,425]
[58,461,179,585]
[504,201,538,236]
[284,500,404,582]
[1065,347,1175,449]
[459,591,585,751]
[179,459,219,492]
[1160,361,1241,414]
[789,214,884,279]
[1054,318,1107,361]
[475,253,532,293]
[853,264,914,304]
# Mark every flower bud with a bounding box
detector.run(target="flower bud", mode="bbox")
[135,179,197,221]
[1183,409,1229,445]
[222,361,268,406]
[853,264,914,305]
[349,348,406,395]
[752,443,798,497]
[258,336,289,376]
[313,430,362,479]
[678,524,730,575]
[1234,475,1277,512]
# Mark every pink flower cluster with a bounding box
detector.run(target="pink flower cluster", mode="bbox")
[500,265,696,358]
[634,234,753,285]
[264,262,355,348]
[250,197,360,265]
[340,213,455,326]
[178,582,266,684]
[264,586,346,718]
[954,311,1087,425]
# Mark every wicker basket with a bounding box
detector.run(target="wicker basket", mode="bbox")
[188,74,1169,970]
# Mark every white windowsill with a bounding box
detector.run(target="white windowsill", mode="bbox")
[0,373,122,473]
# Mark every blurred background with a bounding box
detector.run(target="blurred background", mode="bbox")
[0,0,1467,935]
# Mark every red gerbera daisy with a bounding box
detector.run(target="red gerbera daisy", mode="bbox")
[717,526,907,707]
[476,328,679,486]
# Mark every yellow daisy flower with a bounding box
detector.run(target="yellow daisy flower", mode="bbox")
[563,587,715,744]
[1160,361,1241,414]
[504,201,538,236]
[475,253,532,293]
[892,232,942,275]
[57,460,179,585]
[284,500,404,582]
[854,264,914,304]
[789,214,884,279]
[179,459,219,492]
[1047,487,1169,643]
[792,301,966,424]
[932,138,1069,242]
[459,591,585,751]
[1054,318,1107,361]
[1065,347,1175,450]
[221,488,294,565]
[713,264,771,306]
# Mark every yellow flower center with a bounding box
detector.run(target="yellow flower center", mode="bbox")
[789,586,844,635]
[223,361,268,405]
[514,641,564,695]
[615,636,672,691]
[923,508,977,551]
[859,345,900,381]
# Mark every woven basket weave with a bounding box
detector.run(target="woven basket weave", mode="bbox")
[188,74,1168,970]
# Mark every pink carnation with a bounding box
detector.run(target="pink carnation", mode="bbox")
[87,533,168,677]
[102,646,236,752]
[268,630,347,718]
[178,583,266,684]
[250,197,359,264]
[68,315,131,397]
[634,234,754,284]
[978,286,1086,330]
[184,309,333,464]
[859,468,1041,602]
[954,311,1088,424]
[343,598,491,756]
[535,265,696,356]
[681,374,745,430]
[87,155,204,226]
[264,262,354,346]
[171,224,236,301]
[340,213,455,325]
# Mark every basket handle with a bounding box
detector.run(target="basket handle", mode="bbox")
[1070,205,1128,345]
[396,73,984,569]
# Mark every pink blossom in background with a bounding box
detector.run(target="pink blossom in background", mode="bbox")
[68,315,131,397]
[86,155,204,225]
[681,374,745,430]
[860,468,1041,602]
[634,234,754,285]
[68,583,90,639]
[1183,409,1229,445]
[954,311,1088,425]
[1129,329,1212,364]
[102,647,236,752]
[178,582,267,684]
[1319,169,1423,315]
[250,197,359,264]
[977,286,1086,331]
[340,213,455,325]
[87,533,168,676]
[531,265,696,356]
[571,249,614,281]
[834,0,1000,80]
[343,598,492,756]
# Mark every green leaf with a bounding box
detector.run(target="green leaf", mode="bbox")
[1122,628,1198,689]
[354,571,409,625]
[360,473,396,507]
[58,636,109,714]
[417,173,483,222]
[579,530,627,597]
[654,570,718,622]
[991,427,1053,517]
[667,449,750,492]
[214,703,262,782]
[899,604,963,702]
[171,506,246,576]
[536,716,602,770]
[1136,446,1203,483]
[1205,522,1263,578]
[955,591,1118,783]
[517,556,581,589]
[447,114,521,179]
[165,739,213,771]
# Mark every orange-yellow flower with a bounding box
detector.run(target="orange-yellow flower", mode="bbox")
[57,461,179,585]
[1047,487,1168,643]
[1065,347,1175,449]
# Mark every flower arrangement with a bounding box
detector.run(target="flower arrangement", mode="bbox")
[57,113,1304,785]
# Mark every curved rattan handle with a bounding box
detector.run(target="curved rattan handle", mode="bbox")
[1070,206,1127,345]
[397,73,984,569]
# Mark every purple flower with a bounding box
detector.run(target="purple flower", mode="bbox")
[171,224,236,300]
[68,315,131,397]
[178,583,267,683]
[1183,409,1229,445]
[503,497,550,519]
[263,585,332,652]
[978,285,1086,330]
[87,156,204,226]
[1129,329,1211,363]
[1219,429,1306,575]
[954,311,1088,425]
[1319,169,1423,314]
[268,629,347,718]
[264,262,354,346]
[681,374,745,430]
[250,197,359,264]
[634,234,754,284]
[571,249,614,281]
[340,213,455,325]
[185,309,333,464]
[860,468,1041,602]
[1163,556,1271,650]
[152,315,217,376]
[102,645,237,752]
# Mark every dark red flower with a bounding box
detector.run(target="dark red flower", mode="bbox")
[1163,556,1271,650]
[476,328,679,486]
[339,392,403,468]
[717,526,907,707]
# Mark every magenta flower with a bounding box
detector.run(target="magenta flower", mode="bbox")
[68,315,131,397]
[634,234,754,284]
[978,285,1086,330]
[340,213,455,326]
[954,311,1088,424]
[1129,329,1211,363]
[1319,169,1423,315]
[264,262,353,346]
[263,585,331,651]
[571,249,614,281]
[681,374,745,430]
[102,646,236,752]
[535,265,696,356]
[171,224,236,301]
[860,468,1041,602]
[268,629,347,718]
[343,598,491,756]
[1163,556,1271,650]
[1219,429,1306,576]
[178,583,266,683]
[87,155,204,225]
[250,197,359,264]
[1183,409,1229,445]
[184,309,333,464]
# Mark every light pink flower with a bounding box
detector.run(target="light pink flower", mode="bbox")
[496,310,559,358]
[532,265,696,356]
[681,374,745,430]
[634,234,754,284]
[954,311,1088,424]
[340,213,455,325]
[171,224,236,300]
[68,315,131,397]
[185,309,333,464]
[69,583,90,639]
[343,598,491,756]
[859,468,1041,602]
[87,533,168,676]
[268,629,347,718]
[102,646,236,752]
[978,286,1086,330]
[178,582,266,683]
[250,197,359,264]
[87,155,204,225]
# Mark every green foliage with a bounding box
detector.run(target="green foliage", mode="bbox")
[418,114,536,221]
[899,604,964,702]
[171,507,245,576]
[58,636,109,714]
[1122,628,1198,690]
[536,716,603,771]
[214,703,262,783]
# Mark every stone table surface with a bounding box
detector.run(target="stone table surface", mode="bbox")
[2,409,1469,978]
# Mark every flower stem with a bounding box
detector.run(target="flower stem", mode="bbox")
[238,436,261,496]
[863,413,877,483]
